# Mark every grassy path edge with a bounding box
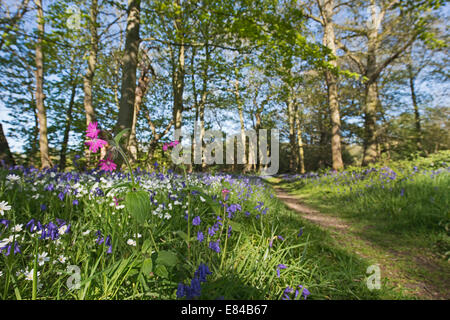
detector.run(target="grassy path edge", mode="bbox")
[265,177,449,300]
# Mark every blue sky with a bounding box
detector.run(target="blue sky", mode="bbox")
[1,0,448,154]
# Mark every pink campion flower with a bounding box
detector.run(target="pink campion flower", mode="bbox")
[169,140,180,147]
[163,140,180,151]
[85,138,108,153]
[86,122,101,139]
[99,157,117,172]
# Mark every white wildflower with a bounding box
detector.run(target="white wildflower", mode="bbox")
[38,252,50,266]
[0,201,11,216]
[6,174,20,182]
[57,255,67,264]
[127,239,136,247]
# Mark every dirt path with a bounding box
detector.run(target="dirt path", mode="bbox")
[272,185,449,300]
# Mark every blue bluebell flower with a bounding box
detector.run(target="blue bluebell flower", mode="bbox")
[192,216,201,226]
[209,240,221,253]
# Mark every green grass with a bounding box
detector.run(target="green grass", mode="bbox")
[268,152,450,299]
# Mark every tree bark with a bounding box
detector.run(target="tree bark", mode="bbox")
[59,79,78,171]
[287,98,296,172]
[0,123,15,166]
[115,0,141,155]
[320,0,344,171]
[34,0,52,169]
[234,74,249,172]
[361,2,382,166]
[83,0,99,127]
[128,53,154,164]
[172,0,185,135]
[295,104,305,174]
[408,64,423,150]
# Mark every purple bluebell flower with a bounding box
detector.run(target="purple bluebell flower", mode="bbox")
[209,240,221,253]
[47,222,59,240]
[40,204,47,211]
[105,235,112,254]
[298,228,303,237]
[176,283,186,298]
[226,204,241,218]
[192,216,201,226]
[227,225,232,238]
[56,218,66,227]
[277,235,284,241]
[25,219,35,232]
[194,263,212,283]
[72,199,79,206]
[197,231,204,242]
[58,192,65,201]
[1,244,11,256]
[14,242,21,254]
[276,264,287,278]
[1,219,10,229]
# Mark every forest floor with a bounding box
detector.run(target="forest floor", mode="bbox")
[267,178,450,300]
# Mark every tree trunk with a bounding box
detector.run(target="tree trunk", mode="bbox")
[115,0,140,156]
[128,55,153,164]
[0,123,15,166]
[172,46,185,134]
[234,77,249,172]
[362,3,381,166]
[83,0,99,127]
[408,64,422,150]
[295,104,305,174]
[362,80,378,166]
[321,0,344,171]
[172,0,185,135]
[59,79,77,171]
[35,0,51,169]
[287,98,296,172]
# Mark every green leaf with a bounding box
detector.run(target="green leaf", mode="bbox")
[227,220,242,232]
[141,239,152,254]
[154,265,168,278]
[114,128,131,146]
[155,250,178,267]
[174,230,189,243]
[125,190,151,224]
[141,258,153,276]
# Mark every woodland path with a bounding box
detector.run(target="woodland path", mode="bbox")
[271,184,450,300]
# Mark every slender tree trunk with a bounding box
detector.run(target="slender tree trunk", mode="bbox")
[27,87,39,166]
[362,2,382,166]
[115,0,140,156]
[233,71,248,172]
[255,110,262,172]
[34,0,51,169]
[321,0,344,171]
[172,0,185,136]
[408,64,423,150]
[287,98,296,172]
[362,79,378,166]
[0,123,15,166]
[295,104,305,174]
[128,56,153,164]
[83,0,99,127]
[199,42,209,171]
[59,80,78,171]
